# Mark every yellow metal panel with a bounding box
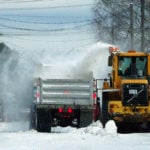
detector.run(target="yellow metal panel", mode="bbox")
[148,54,150,75]
[108,101,150,115]
[121,79,148,84]
[119,51,147,57]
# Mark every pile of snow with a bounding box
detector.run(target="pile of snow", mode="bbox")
[52,120,118,140]
[105,120,117,134]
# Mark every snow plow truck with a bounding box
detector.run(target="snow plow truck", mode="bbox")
[30,71,100,132]
[101,47,150,129]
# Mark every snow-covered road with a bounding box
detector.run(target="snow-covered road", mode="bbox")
[0,121,150,150]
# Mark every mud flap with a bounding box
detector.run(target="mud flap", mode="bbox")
[79,110,93,128]
[36,108,52,133]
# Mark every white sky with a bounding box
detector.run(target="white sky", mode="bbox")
[0,0,94,19]
[0,0,97,50]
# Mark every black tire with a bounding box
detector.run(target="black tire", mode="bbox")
[79,110,93,128]
[147,122,150,131]
[30,103,36,130]
[35,108,52,133]
[101,92,110,128]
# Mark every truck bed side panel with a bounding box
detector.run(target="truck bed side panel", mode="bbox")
[35,77,93,106]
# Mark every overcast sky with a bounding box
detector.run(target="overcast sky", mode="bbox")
[0,0,97,50]
[0,0,95,32]
[0,0,94,17]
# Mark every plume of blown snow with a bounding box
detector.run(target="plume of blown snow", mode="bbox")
[34,41,113,80]
[71,42,112,79]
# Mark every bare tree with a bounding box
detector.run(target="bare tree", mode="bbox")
[93,0,150,51]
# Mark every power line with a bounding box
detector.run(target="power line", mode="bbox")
[0,17,92,25]
[0,14,89,19]
[0,29,96,36]
[0,29,96,37]
[0,0,63,4]
[0,22,93,32]
[0,3,94,11]
[0,0,41,4]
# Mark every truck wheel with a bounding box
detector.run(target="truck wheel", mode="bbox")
[79,110,93,128]
[35,108,52,132]
[29,103,36,130]
[101,92,110,128]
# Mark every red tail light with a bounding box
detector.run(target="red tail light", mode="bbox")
[93,92,97,100]
[93,92,97,104]
[67,108,73,113]
[58,107,63,113]
[35,92,40,98]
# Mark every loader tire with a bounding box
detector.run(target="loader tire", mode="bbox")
[79,110,93,128]
[36,108,52,133]
[146,122,150,132]
[101,92,110,128]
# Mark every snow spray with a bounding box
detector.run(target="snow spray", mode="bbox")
[71,42,112,79]
[0,43,33,123]
[34,42,112,79]
[0,41,113,131]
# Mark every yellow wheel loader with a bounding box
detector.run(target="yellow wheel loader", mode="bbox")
[101,47,150,130]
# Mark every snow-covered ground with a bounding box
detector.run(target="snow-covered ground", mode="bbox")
[0,120,150,150]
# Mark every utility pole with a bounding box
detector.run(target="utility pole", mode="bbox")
[111,0,114,44]
[130,1,134,49]
[141,0,145,51]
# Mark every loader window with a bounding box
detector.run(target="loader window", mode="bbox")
[118,56,147,77]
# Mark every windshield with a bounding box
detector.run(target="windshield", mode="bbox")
[118,56,147,77]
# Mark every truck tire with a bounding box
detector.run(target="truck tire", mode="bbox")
[35,108,52,132]
[30,103,36,130]
[101,92,110,128]
[79,110,93,128]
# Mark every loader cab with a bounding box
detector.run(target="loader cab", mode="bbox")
[118,56,147,78]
